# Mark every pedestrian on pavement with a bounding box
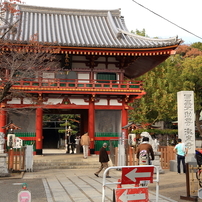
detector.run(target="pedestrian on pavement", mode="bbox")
[94,142,111,178]
[80,132,90,159]
[75,135,81,154]
[69,133,76,154]
[136,137,154,165]
[173,138,188,174]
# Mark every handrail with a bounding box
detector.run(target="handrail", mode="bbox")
[1,78,144,92]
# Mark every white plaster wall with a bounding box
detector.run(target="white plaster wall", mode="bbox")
[96,64,105,69]
[43,98,63,105]
[72,56,86,61]
[78,73,89,82]
[8,110,36,133]
[95,110,121,133]
[108,57,116,62]
[7,98,21,104]
[43,72,55,78]
[109,100,122,106]
[95,99,107,106]
[69,98,89,105]
[108,65,116,70]
[72,62,85,68]
[23,98,33,104]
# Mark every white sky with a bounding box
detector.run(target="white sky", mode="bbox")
[24,0,202,44]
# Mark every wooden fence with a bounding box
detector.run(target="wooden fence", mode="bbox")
[8,147,26,171]
[7,145,176,171]
[112,146,176,169]
[158,146,175,169]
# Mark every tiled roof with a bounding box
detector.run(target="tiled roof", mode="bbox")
[1,4,181,49]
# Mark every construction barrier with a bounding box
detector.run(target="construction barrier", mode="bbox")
[102,165,159,202]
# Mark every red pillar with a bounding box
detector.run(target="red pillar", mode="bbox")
[36,107,43,155]
[88,99,95,154]
[0,106,7,134]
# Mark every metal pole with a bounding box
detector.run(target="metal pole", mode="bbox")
[65,120,67,152]
[155,166,160,202]
[102,168,107,202]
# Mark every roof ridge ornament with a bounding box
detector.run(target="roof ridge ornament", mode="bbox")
[107,11,123,39]
[118,28,180,43]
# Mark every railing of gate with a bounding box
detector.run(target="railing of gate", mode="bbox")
[4,78,144,93]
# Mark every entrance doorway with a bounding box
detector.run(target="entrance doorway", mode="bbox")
[42,109,87,150]
[43,121,64,148]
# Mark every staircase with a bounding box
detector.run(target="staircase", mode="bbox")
[33,149,101,170]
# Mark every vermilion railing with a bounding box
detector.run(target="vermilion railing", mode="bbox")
[9,78,144,91]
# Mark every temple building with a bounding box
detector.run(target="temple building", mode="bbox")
[0,4,181,154]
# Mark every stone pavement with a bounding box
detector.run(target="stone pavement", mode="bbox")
[1,150,200,202]
[22,168,179,202]
[0,168,191,202]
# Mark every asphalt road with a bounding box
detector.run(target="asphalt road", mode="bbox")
[0,177,47,202]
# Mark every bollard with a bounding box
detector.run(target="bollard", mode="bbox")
[17,183,31,202]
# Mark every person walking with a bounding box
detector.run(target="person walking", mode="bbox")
[80,132,90,159]
[173,138,188,174]
[75,135,81,154]
[69,133,76,154]
[136,137,154,165]
[94,143,111,178]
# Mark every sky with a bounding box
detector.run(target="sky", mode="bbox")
[24,0,202,44]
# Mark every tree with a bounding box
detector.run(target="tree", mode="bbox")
[0,38,61,105]
[0,1,62,107]
[59,114,80,136]
[0,0,22,39]
[191,42,202,52]
[129,43,202,137]
[180,55,202,136]
[176,44,202,58]
[129,54,183,127]
[131,29,150,37]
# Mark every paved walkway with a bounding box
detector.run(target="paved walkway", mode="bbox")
[1,150,190,201]
[23,168,177,202]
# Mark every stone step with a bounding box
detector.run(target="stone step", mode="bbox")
[33,160,99,170]
[33,164,99,170]
[33,153,101,170]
